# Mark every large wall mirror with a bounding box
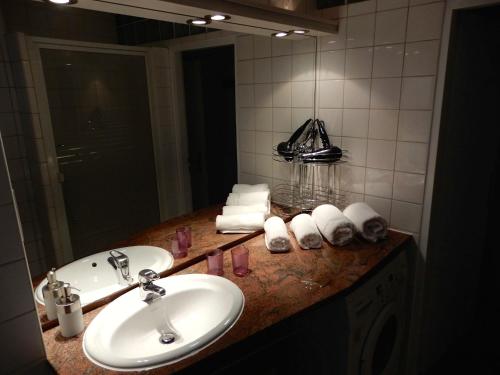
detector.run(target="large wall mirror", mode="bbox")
[0,0,324,328]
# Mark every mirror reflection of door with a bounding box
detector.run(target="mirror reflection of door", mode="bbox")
[41,49,160,260]
[182,45,237,211]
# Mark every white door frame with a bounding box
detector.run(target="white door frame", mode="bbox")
[163,31,238,214]
[27,36,169,264]
[409,0,500,373]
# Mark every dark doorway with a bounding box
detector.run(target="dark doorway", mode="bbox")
[423,4,500,374]
[182,45,237,211]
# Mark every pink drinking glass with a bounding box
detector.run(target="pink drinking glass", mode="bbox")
[176,227,191,248]
[206,249,224,276]
[231,245,249,277]
[171,238,187,259]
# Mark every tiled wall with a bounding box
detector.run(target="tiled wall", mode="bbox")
[235,0,445,239]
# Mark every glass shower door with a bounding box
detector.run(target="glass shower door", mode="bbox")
[41,48,160,260]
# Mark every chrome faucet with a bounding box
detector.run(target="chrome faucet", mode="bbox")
[107,250,133,285]
[138,269,165,303]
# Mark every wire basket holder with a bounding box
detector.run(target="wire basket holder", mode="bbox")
[271,150,347,212]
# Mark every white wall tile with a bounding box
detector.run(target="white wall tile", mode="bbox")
[239,130,255,153]
[255,131,273,155]
[367,139,396,169]
[272,55,292,82]
[398,110,432,142]
[319,80,344,108]
[272,38,292,56]
[375,9,408,45]
[254,36,271,58]
[255,108,272,131]
[292,108,314,130]
[254,58,272,83]
[292,53,315,81]
[372,44,404,77]
[342,109,369,137]
[344,79,371,108]
[390,200,422,232]
[320,50,345,80]
[393,171,425,203]
[342,137,367,166]
[237,35,254,60]
[292,81,314,108]
[319,108,343,136]
[348,0,376,16]
[406,2,445,42]
[255,84,273,107]
[347,13,376,48]
[340,165,366,193]
[273,160,291,180]
[237,85,254,107]
[320,19,347,51]
[377,0,409,11]
[403,40,440,76]
[345,47,373,79]
[272,82,292,107]
[365,195,392,221]
[395,141,428,173]
[293,38,316,54]
[369,109,399,140]
[365,168,394,198]
[400,76,435,109]
[238,108,255,130]
[370,78,401,109]
[255,154,273,177]
[237,60,254,84]
[273,108,292,132]
[239,152,255,174]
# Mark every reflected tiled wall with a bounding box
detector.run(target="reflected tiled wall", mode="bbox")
[235,0,445,239]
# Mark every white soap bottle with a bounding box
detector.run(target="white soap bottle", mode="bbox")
[55,283,84,338]
[42,268,64,321]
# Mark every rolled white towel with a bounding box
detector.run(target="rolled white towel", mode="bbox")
[264,216,290,252]
[222,204,268,216]
[232,183,270,193]
[343,202,387,242]
[215,213,265,234]
[311,204,355,246]
[226,191,270,206]
[290,214,322,249]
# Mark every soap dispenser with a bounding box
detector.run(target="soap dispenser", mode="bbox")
[42,268,64,321]
[55,283,84,338]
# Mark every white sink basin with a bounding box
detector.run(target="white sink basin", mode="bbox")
[35,246,174,307]
[83,274,244,371]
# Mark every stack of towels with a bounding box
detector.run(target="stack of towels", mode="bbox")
[216,184,270,233]
[263,202,387,251]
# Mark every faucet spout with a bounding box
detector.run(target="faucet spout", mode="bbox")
[138,269,165,303]
[108,250,133,285]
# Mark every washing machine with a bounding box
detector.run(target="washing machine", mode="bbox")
[344,250,409,375]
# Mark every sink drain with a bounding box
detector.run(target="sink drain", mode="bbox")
[159,333,176,344]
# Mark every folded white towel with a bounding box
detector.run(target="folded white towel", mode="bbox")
[264,216,290,252]
[343,202,387,242]
[311,204,355,246]
[232,183,270,193]
[215,213,265,233]
[290,214,322,249]
[222,204,268,216]
[226,191,270,206]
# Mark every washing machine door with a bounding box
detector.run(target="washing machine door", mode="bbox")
[360,302,402,375]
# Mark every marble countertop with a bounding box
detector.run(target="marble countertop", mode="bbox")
[42,223,412,374]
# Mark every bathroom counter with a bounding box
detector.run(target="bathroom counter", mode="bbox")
[37,204,297,328]
[42,228,413,374]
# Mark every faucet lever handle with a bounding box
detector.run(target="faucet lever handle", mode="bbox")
[139,269,159,284]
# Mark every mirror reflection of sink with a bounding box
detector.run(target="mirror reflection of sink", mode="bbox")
[35,246,174,307]
[83,274,244,371]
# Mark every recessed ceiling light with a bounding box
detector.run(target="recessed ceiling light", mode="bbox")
[44,0,78,4]
[209,14,230,21]
[272,32,289,38]
[292,29,309,35]
[187,18,210,26]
